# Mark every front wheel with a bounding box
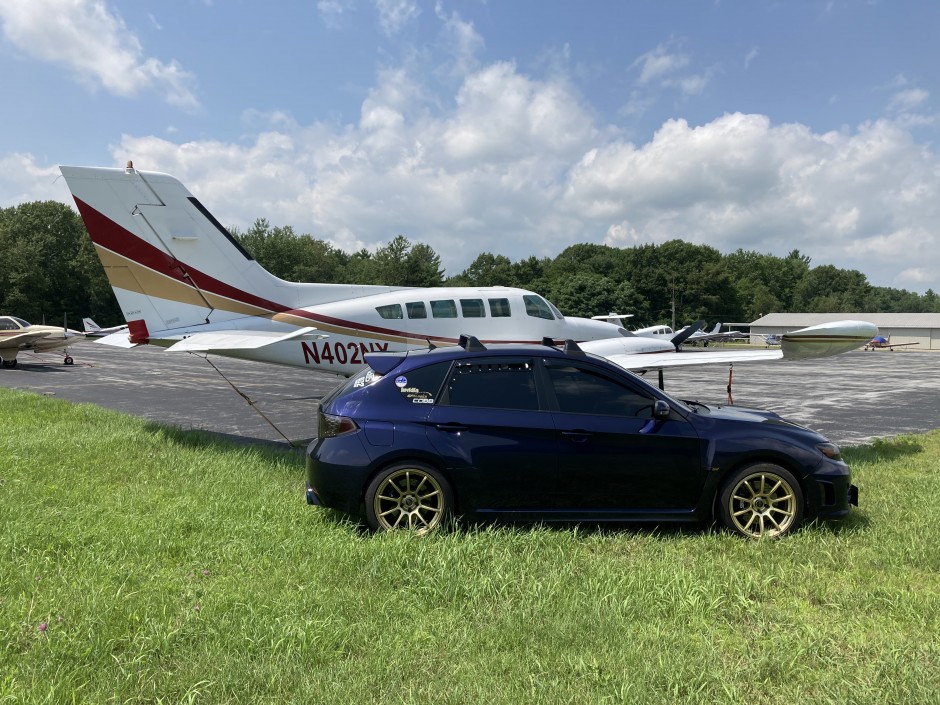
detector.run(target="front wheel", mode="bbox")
[365,462,453,535]
[718,463,804,538]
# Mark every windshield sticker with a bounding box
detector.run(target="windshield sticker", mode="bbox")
[398,383,436,404]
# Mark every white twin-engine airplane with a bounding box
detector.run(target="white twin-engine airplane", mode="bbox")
[59,164,877,378]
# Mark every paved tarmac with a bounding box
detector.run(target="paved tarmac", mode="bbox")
[1,342,938,448]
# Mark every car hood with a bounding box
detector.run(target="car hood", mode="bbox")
[683,401,816,433]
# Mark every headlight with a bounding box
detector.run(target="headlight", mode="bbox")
[817,442,842,460]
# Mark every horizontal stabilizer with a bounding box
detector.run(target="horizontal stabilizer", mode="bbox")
[166,327,325,352]
[95,331,138,348]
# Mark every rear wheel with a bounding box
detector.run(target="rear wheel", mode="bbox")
[2,359,17,368]
[718,463,803,538]
[365,462,453,535]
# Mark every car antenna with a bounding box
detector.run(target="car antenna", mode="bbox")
[458,334,487,351]
[426,339,437,350]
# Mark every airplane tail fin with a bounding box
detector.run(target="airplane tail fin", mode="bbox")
[82,317,99,333]
[60,164,398,337]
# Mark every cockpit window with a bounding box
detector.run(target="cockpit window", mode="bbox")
[547,300,565,320]
[0,317,26,330]
[375,304,403,319]
[523,295,555,320]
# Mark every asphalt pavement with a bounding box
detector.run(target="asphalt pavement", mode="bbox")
[1,341,938,448]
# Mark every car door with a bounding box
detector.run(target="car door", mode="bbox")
[544,359,706,511]
[425,357,560,511]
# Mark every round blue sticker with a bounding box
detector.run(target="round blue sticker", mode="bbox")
[395,375,408,388]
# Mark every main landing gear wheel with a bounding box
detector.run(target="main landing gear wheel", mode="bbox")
[2,359,16,368]
[64,356,74,365]
[365,462,453,535]
[718,463,804,539]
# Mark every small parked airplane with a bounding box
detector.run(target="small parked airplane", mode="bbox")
[864,335,919,351]
[59,163,877,378]
[82,317,129,337]
[0,315,84,368]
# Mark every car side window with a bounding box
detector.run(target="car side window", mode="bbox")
[545,362,653,417]
[394,361,451,404]
[442,360,539,411]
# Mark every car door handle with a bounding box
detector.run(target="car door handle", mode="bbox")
[561,430,591,442]
[435,423,468,432]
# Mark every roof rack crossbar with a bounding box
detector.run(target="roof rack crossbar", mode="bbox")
[458,334,487,352]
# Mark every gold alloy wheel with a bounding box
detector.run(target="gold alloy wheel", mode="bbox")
[727,471,798,538]
[372,468,445,534]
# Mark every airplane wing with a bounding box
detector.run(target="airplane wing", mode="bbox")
[166,327,325,352]
[0,331,52,349]
[584,320,877,371]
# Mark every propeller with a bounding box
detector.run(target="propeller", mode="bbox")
[669,319,706,351]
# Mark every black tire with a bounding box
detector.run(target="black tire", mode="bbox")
[64,356,74,365]
[365,462,453,535]
[718,463,804,538]
[2,359,17,369]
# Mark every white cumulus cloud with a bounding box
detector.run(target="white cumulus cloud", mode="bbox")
[0,0,199,110]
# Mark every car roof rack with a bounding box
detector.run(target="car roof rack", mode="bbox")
[540,337,585,356]
[458,334,487,352]
[563,339,585,356]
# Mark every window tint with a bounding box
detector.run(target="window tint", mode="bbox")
[460,298,486,318]
[488,298,511,317]
[394,361,451,404]
[376,304,403,320]
[444,360,539,410]
[406,301,427,319]
[546,363,653,417]
[523,294,555,320]
[431,300,458,318]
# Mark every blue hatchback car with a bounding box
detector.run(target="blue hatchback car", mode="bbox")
[305,337,858,538]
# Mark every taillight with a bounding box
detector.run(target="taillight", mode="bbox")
[318,411,359,438]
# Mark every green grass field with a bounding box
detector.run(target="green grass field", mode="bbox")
[2,388,939,704]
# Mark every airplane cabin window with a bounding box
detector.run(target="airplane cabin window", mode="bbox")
[523,295,556,320]
[0,318,19,330]
[431,300,458,318]
[488,298,511,317]
[406,302,427,319]
[460,299,486,318]
[375,304,403,319]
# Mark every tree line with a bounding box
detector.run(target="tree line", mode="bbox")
[2,201,938,330]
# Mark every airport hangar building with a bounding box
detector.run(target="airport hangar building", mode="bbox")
[749,313,940,350]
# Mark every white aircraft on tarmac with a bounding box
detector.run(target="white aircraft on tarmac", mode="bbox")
[82,317,129,337]
[0,315,84,368]
[59,164,877,379]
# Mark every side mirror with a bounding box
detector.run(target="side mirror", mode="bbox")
[653,400,671,420]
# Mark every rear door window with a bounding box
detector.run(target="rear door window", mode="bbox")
[441,359,539,410]
[393,361,451,404]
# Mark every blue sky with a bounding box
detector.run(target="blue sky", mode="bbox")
[1,0,938,294]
